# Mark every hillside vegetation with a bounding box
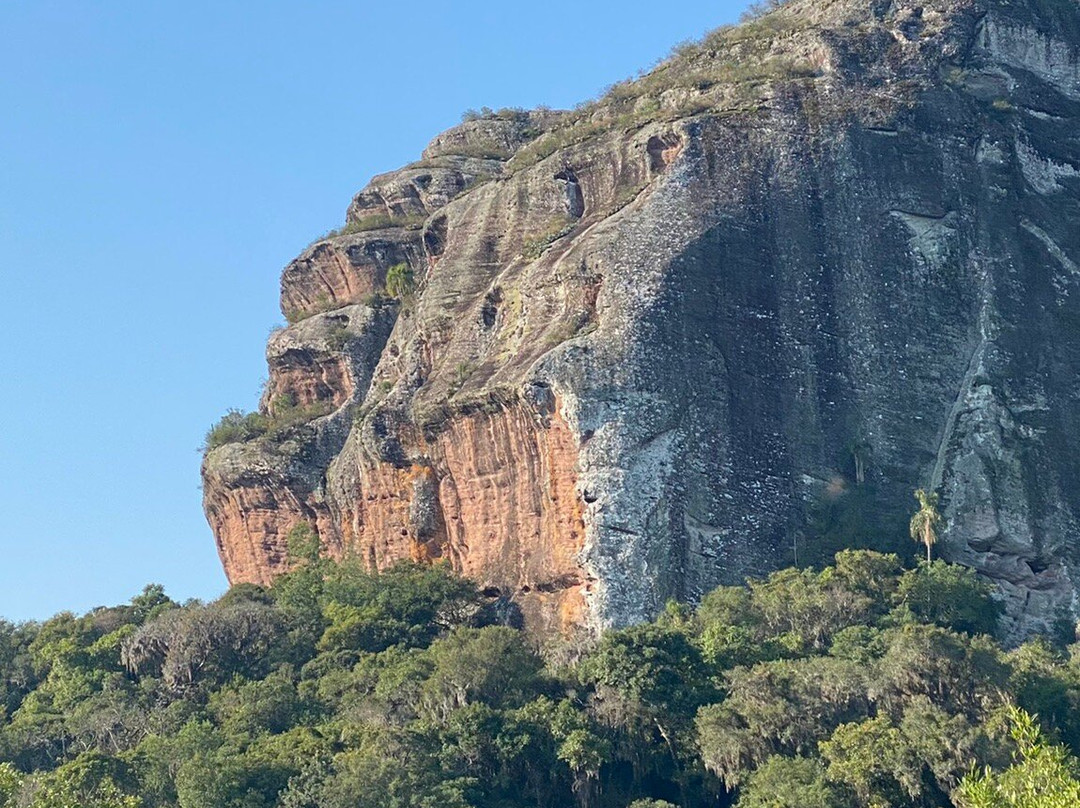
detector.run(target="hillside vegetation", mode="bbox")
[2,542,1080,808]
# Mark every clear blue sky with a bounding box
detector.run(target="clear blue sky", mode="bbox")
[0,0,749,621]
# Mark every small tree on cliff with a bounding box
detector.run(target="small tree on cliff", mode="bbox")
[909,489,942,563]
[286,522,320,565]
[385,262,415,300]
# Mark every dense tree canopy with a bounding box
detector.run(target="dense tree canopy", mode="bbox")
[0,547,1076,808]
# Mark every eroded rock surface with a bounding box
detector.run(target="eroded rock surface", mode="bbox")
[203,0,1080,641]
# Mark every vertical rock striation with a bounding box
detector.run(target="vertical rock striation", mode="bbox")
[203,0,1080,641]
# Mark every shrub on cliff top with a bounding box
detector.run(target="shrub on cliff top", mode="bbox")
[202,398,335,454]
[201,409,268,452]
[320,213,427,242]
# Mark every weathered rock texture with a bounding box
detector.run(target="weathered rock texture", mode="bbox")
[203,0,1080,641]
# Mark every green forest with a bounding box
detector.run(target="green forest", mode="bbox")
[2,538,1080,808]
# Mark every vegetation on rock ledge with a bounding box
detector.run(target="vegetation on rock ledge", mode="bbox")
[202,398,332,452]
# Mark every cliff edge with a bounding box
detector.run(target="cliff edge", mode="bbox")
[203,0,1080,641]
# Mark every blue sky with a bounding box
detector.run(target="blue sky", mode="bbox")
[0,0,749,621]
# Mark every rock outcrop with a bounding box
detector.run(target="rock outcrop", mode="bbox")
[203,0,1080,641]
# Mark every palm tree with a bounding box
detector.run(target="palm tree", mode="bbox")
[384,262,415,300]
[909,488,942,563]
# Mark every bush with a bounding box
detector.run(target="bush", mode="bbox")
[892,561,1003,636]
[459,106,528,123]
[202,397,334,454]
[735,756,847,808]
[264,399,332,440]
[956,706,1080,807]
[202,409,269,451]
[323,213,427,240]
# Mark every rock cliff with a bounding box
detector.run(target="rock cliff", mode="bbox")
[202,0,1080,640]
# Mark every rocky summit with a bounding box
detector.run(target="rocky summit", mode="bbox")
[202,0,1080,642]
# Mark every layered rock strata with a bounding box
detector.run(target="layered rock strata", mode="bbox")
[203,0,1080,640]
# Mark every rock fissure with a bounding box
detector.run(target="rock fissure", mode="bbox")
[930,256,996,492]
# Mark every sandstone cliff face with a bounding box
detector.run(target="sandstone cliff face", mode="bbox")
[203,0,1080,640]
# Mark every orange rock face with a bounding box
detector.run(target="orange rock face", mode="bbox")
[202,471,312,587]
[280,233,422,321]
[203,398,588,634]
[201,106,675,635]
[264,354,353,413]
[331,400,588,635]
